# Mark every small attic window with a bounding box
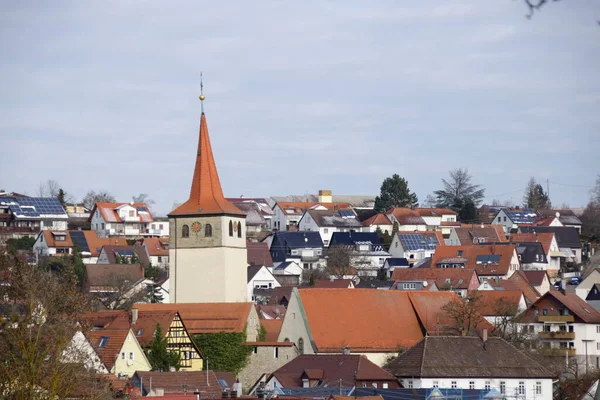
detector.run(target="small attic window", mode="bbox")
[457,250,463,256]
[99,336,109,348]
[136,329,144,336]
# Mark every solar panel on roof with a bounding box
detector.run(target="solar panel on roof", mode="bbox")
[70,231,90,253]
[117,250,135,257]
[399,234,438,251]
[338,210,355,218]
[136,206,148,212]
[475,254,501,264]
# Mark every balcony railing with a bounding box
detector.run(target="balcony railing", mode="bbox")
[537,315,574,323]
[538,331,576,340]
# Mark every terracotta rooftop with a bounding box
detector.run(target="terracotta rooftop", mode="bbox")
[503,271,542,305]
[141,237,169,257]
[132,303,254,334]
[361,213,393,227]
[40,230,128,257]
[90,202,154,223]
[133,371,222,397]
[452,225,507,245]
[388,208,426,225]
[86,328,130,371]
[247,241,273,267]
[430,244,518,276]
[260,319,284,341]
[473,290,524,317]
[519,290,600,324]
[509,232,555,254]
[391,268,478,290]
[414,208,457,217]
[313,279,354,289]
[169,113,244,217]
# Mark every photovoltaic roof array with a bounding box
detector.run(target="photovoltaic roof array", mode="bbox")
[399,234,439,251]
[70,231,90,253]
[1,197,66,217]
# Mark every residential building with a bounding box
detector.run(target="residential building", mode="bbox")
[81,308,204,371]
[491,208,538,234]
[512,241,550,273]
[297,209,361,246]
[227,197,275,230]
[509,232,562,276]
[586,284,600,312]
[382,257,409,278]
[167,106,247,303]
[361,213,393,234]
[391,268,480,298]
[228,199,267,239]
[0,196,68,241]
[519,226,582,264]
[385,336,555,399]
[247,241,274,268]
[394,280,437,292]
[252,354,399,394]
[537,209,583,233]
[519,270,552,295]
[575,269,600,300]
[277,288,493,366]
[517,290,600,370]
[97,244,151,268]
[33,230,128,263]
[271,261,303,286]
[329,232,391,277]
[83,263,146,297]
[430,244,520,281]
[447,224,507,246]
[63,331,110,374]
[89,202,156,238]
[139,237,169,268]
[86,328,151,378]
[147,219,169,237]
[478,270,543,306]
[269,231,325,271]
[313,279,355,288]
[131,371,227,397]
[248,265,282,302]
[389,231,445,264]
[272,199,351,232]
[386,208,427,232]
[270,191,375,210]
[354,280,396,290]
[413,208,459,236]
[474,290,528,325]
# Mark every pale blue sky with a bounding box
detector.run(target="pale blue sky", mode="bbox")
[0,1,598,215]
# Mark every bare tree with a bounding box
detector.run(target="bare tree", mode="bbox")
[88,270,150,311]
[491,298,524,344]
[37,180,61,198]
[132,193,156,210]
[0,252,113,399]
[325,245,356,279]
[441,291,484,335]
[422,194,437,208]
[82,190,116,210]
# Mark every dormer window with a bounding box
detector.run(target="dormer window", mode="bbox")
[98,336,109,348]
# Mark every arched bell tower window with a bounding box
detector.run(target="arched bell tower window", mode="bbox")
[205,223,212,237]
[182,224,190,238]
[237,222,242,238]
[298,337,304,355]
[229,220,233,237]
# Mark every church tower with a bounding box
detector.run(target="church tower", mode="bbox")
[168,88,247,303]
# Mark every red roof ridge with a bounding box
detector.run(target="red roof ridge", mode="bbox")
[169,113,243,216]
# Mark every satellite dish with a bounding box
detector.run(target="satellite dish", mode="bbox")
[423,281,428,287]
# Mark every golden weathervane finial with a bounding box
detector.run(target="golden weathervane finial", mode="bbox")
[199,72,205,102]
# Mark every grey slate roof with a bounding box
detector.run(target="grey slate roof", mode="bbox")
[305,209,362,228]
[386,336,555,379]
[519,226,581,249]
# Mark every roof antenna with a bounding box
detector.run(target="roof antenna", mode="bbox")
[199,72,205,114]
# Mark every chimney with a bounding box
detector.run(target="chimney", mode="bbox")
[318,190,332,204]
[461,329,466,337]
[232,379,242,398]
[132,308,138,324]
[482,328,488,343]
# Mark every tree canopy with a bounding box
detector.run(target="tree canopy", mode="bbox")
[581,174,600,241]
[523,177,551,210]
[434,168,485,210]
[145,323,180,372]
[82,190,116,210]
[374,174,418,213]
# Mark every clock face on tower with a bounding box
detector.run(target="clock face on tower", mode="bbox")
[191,221,202,233]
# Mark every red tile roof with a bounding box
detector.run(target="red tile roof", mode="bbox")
[169,113,244,216]
[40,230,128,257]
[141,237,169,257]
[520,290,600,323]
[473,290,524,316]
[509,232,555,254]
[86,329,130,370]
[91,202,155,223]
[261,319,284,341]
[132,303,254,334]
[388,208,426,225]
[313,279,354,289]
[276,202,352,216]
[520,270,549,287]
[452,225,507,245]
[362,213,393,227]
[503,271,542,305]
[414,208,457,217]
[431,244,518,276]
[247,241,273,267]
[391,268,479,290]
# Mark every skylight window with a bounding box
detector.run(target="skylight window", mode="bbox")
[99,336,109,348]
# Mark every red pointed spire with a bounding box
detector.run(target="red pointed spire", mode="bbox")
[169,113,243,216]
